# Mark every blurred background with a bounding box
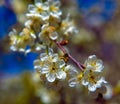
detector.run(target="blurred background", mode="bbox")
[0,0,120,104]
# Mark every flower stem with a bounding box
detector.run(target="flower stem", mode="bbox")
[55,41,85,71]
[68,54,84,71]
[56,42,67,53]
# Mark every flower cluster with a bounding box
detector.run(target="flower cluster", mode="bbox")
[69,55,107,92]
[9,0,77,53]
[8,0,107,92]
[26,0,62,21]
[34,48,70,82]
[9,28,36,53]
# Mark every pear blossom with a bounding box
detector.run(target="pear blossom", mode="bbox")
[26,0,49,21]
[69,55,107,92]
[9,28,36,53]
[69,69,107,92]
[61,14,78,36]
[9,29,25,52]
[81,68,107,92]
[38,24,58,44]
[34,49,68,82]
[85,55,104,72]
[48,0,62,19]
[8,0,108,94]
[26,0,62,21]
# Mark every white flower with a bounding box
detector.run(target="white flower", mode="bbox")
[39,24,58,44]
[81,68,107,92]
[61,14,78,36]
[9,29,18,44]
[26,0,62,21]
[48,0,62,19]
[34,49,68,82]
[69,67,107,92]
[103,84,113,99]
[26,0,49,21]
[9,29,24,52]
[85,55,104,72]
[9,28,38,53]
[69,72,83,87]
[24,20,33,29]
[69,55,107,92]
[68,66,82,87]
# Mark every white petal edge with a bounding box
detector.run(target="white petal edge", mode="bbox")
[69,78,78,87]
[46,73,55,82]
[56,70,66,79]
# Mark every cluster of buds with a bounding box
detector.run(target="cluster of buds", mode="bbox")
[9,0,107,92]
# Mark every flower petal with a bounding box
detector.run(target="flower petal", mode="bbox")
[34,65,41,69]
[95,60,104,72]
[41,67,49,74]
[34,59,41,65]
[88,84,97,92]
[40,53,48,61]
[46,73,55,82]
[98,77,107,85]
[52,54,58,62]
[67,65,79,77]
[82,80,89,86]
[88,55,97,62]
[64,65,71,71]
[28,4,36,13]
[49,32,58,40]
[85,55,97,66]
[57,59,65,68]
[69,78,78,87]
[56,70,66,79]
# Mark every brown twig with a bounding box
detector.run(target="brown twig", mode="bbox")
[55,41,85,71]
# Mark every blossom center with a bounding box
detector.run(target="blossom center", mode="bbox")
[91,61,96,66]
[37,6,44,13]
[50,6,58,12]
[77,73,84,81]
[50,62,57,72]
[89,75,96,84]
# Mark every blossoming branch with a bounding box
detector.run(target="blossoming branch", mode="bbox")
[8,0,107,92]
